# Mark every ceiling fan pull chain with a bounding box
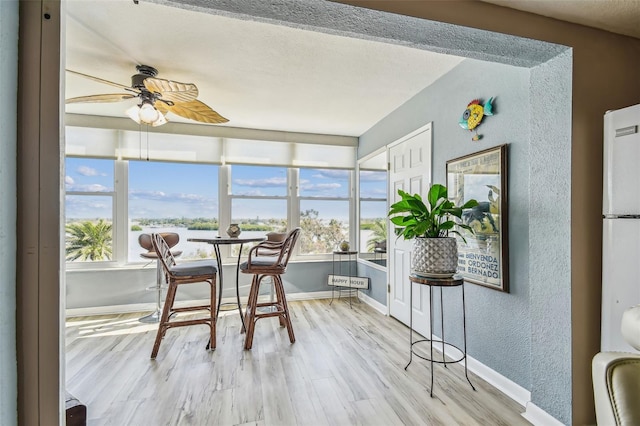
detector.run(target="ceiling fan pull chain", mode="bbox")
[146,125,150,162]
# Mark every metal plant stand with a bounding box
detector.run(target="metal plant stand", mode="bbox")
[405,274,476,397]
[330,250,359,307]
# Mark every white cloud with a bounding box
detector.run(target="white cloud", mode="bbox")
[76,166,102,176]
[234,189,267,196]
[360,188,387,198]
[233,177,287,187]
[301,182,342,192]
[359,170,387,181]
[66,183,109,192]
[129,189,213,205]
[65,176,74,185]
[311,170,349,180]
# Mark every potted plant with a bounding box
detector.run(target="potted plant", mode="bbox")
[388,184,478,277]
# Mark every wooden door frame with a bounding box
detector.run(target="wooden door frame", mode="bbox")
[17,1,63,424]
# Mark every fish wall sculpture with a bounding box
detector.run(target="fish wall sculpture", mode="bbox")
[459,97,494,141]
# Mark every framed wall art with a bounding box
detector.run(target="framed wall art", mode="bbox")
[446,144,509,292]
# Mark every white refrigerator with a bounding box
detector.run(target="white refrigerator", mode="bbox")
[602,103,640,352]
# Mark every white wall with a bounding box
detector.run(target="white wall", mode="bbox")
[0,1,18,425]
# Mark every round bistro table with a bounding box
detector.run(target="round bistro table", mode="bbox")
[188,236,266,331]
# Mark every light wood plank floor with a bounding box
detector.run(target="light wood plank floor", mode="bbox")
[65,298,530,426]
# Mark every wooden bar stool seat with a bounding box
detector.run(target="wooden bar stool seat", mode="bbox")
[240,228,300,350]
[150,233,217,359]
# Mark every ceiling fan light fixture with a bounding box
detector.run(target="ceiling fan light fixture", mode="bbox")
[151,112,167,127]
[125,101,167,127]
[139,101,159,123]
[125,104,142,124]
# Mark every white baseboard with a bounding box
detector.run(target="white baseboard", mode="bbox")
[66,291,335,318]
[426,335,562,426]
[522,402,564,426]
[66,303,155,317]
[357,291,387,315]
[286,290,333,301]
[465,353,531,407]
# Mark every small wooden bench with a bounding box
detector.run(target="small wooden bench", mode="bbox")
[65,391,86,426]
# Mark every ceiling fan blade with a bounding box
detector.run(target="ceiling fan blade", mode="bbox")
[65,93,138,104]
[155,101,170,114]
[66,69,135,92]
[143,77,198,103]
[164,99,229,124]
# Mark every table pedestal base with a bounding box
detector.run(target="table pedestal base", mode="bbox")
[139,309,161,324]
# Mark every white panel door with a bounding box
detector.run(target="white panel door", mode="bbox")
[388,124,432,336]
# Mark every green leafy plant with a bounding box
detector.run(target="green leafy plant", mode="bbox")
[65,219,113,261]
[388,184,478,242]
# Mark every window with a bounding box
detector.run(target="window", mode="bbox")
[64,157,115,263]
[359,170,387,253]
[128,160,219,261]
[64,154,356,266]
[229,165,288,256]
[298,168,350,255]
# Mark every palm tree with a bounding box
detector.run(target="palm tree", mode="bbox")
[65,219,113,261]
[366,219,387,252]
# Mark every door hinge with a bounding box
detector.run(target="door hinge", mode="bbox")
[387,284,391,293]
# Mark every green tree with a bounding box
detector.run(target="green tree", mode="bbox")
[300,209,347,253]
[65,219,113,261]
[366,219,387,252]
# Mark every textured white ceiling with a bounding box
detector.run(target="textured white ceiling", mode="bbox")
[66,0,637,137]
[65,0,464,136]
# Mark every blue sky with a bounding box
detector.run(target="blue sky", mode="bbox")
[65,158,359,221]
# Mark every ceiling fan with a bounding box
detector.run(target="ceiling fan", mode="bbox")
[66,64,229,127]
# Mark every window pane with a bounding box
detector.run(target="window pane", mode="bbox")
[65,157,114,192]
[231,199,287,231]
[65,195,113,262]
[360,201,387,253]
[359,170,386,199]
[300,168,349,198]
[299,200,349,254]
[230,199,287,256]
[128,161,219,262]
[231,165,287,196]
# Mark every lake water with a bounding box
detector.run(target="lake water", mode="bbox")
[130,227,377,262]
[129,227,266,262]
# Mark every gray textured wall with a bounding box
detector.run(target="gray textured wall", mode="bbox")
[359,55,572,422]
[360,57,533,388]
[0,1,18,425]
[528,50,572,421]
[357,262,387,304]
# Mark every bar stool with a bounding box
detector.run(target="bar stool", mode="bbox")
[240,227,300,350]
[138,233,182,323]
[150,233,218,359]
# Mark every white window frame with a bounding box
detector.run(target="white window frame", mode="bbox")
[63,125,358,269]
[64,157,121,269]
[295,166,354,260]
